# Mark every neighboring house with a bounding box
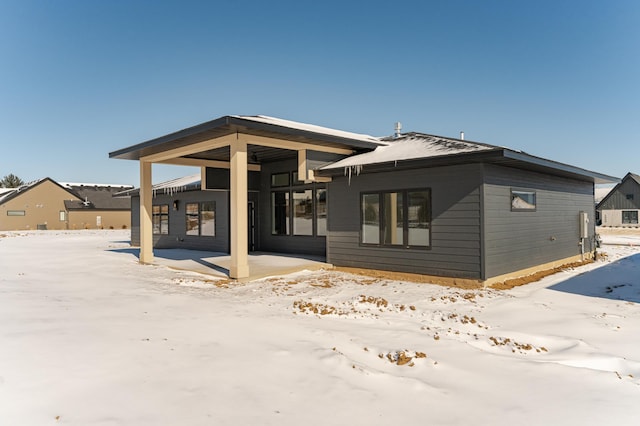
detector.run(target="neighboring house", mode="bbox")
[110,115,617,284]
[61,182,133,230]
[596,172,640,227]
[0,178,133,231]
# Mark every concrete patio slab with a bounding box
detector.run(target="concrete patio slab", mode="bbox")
[151,249,331,281]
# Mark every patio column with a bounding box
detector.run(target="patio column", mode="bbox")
[230,139,249,279]
[139,160,154,264]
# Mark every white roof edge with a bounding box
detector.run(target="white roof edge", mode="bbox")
[232,115,386,145]
[60,182,134,188]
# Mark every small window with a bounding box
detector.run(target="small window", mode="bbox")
[626,194,634,200]
[153,205,169,234]
[271,172,290,187]
[7,210,25,216]
[59,211,66,221]
[185,202,215,236]
[511,190,536,211]
[622,211,638,224]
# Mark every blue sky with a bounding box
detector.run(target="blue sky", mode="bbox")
[1,0,638,185]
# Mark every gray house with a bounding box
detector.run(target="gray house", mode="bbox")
[110,115,616,284]
[597,172,640,227]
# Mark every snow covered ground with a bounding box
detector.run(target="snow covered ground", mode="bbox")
[1,229,639,425]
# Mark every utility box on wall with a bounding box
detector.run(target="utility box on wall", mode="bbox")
[579,211,589,239]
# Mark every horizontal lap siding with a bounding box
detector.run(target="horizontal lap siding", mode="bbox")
[327,164,483,279]
[130,192,230,252]
[482,164,595,278]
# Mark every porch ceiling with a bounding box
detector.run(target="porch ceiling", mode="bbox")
[184,144,298,164]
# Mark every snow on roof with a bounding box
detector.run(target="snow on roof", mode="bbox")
[232,115,384,145]
[116,173,202,197]
[321,133,496,169]
[60,182,134,189]
[0,188,17,203]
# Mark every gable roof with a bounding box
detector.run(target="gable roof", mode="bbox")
[319,132,618,184]
[0,177,80,205]
[596,172,640,210]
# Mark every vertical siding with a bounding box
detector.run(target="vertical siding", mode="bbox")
[327,164,483,279]
[597,177,640,211]
[482,164,595,278]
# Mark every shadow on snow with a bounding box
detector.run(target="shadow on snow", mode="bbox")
[548,253,640,303]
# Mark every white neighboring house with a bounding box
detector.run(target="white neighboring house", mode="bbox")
[597,172,640,227]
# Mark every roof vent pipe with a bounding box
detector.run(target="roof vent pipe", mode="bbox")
[394,122,402,138]
[460,131,465,140]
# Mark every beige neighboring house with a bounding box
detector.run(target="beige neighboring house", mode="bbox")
[0,178,132,231]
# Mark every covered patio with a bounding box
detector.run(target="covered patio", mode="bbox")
[109,115,382,279]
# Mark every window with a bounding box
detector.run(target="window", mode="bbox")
[59,211,66,221]
[408,191,431,246]
[361,193,380,244]
[511,190,536,211]
[200,202,215,236]
[271,170,326,237]
[361,189,431,248]
[293,190,313,235]
[626,194,634,200]
[153,205,169,234]
[382,192,403,245]
[185,202,215,236]
[7,210,25,216]
[271,192,290,235]
[316,188,327,236]
[622,210,639,224]
[271,173,290,187]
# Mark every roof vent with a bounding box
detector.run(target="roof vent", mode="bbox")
[460,131,465,140]
[394,122,402,138]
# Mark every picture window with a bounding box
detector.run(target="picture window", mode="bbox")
[361,189,431,248]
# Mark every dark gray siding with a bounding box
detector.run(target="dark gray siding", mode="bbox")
[130,190,230,252]
[327,164,483,279]
[597,177,640,210]
[482,164,595,279]
[258,159,326,256]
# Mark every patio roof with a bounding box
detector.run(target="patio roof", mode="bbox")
[109,115,384,162]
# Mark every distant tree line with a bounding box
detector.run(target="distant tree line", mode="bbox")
[0,174,25,188]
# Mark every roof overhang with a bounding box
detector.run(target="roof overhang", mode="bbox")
[109,115,383,162]
[317,148,619,184]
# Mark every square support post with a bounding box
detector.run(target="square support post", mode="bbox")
[139,160,154,264]
[298,149,307,182]
[230,139,249,279]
